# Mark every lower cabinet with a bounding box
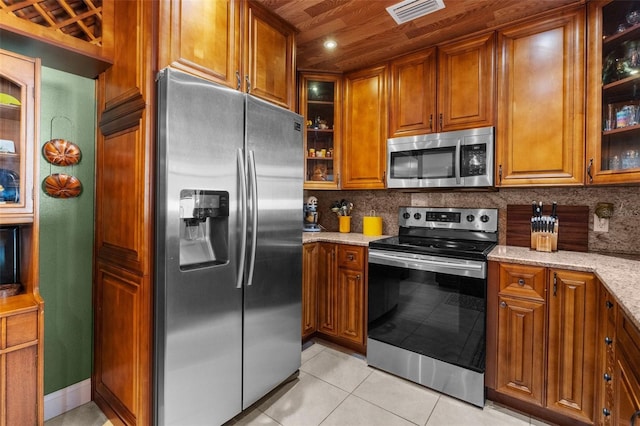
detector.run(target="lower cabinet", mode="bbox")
[611,305,640,424]
[304,242,367,353]
[0,305,42,426]
[488,262,598,424]
[302,242,319,339]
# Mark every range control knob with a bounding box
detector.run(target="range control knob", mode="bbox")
[413,212,422,220]
[466,214,475,222]
[480,214,490,223]
[402,212,411,220]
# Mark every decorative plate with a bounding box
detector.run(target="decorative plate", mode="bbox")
[42,173,82,198]
[42,139,81,166]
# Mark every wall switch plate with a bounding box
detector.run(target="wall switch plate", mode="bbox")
[594,214,609,232]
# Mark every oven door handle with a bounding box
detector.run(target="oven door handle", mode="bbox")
[368,250,486,279]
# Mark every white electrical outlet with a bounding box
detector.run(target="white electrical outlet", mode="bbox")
[593,214,609,232]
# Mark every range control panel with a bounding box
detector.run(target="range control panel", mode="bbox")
[399,207,498,232]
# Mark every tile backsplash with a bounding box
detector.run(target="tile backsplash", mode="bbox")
[306,186,640,255]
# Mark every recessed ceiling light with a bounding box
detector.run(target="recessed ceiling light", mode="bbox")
[323,40,337,50]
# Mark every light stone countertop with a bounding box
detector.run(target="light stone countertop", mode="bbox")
[302,231,389,246]
[488,245,640,331]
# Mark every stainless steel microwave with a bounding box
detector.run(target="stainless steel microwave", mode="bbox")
[387,126,494,189]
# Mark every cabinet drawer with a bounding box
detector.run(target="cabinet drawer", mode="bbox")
[5,311,38,348]
[337,245,364,270]
[498,263,546,301]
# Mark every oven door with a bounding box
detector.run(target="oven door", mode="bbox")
[367,249,487,373]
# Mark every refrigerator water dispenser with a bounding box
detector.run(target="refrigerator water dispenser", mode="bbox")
[179,189,229,269]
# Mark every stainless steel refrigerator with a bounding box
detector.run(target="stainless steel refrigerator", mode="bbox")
[154,68,303,426]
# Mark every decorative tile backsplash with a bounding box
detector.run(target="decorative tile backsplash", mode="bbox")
[306,186,640,255]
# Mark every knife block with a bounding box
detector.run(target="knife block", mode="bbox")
[530,217,558,252]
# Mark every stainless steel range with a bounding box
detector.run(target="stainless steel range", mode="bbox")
[367,207,498,407]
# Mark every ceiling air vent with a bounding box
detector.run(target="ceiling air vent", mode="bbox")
[386,0,446,25]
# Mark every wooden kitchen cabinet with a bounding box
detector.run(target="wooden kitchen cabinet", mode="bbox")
[389,32,494,138]
[317,243,338,336]
[299,73,342,189]
[596,284,640,425]
[546,269,598,422]
[158,0,241,89]
[302,242,318,339]
[158,0,296,110]
[488,262,598,424]
[342,65,388,190]
[0,309,41,426]
[596,285,616,425]
[494,263,547,406]
[437,32,495,133]
[314,243,367,353]
[586,0,640,185]
[495,7,585,187]
[613,306,640,425]
[388,48,437,137]
[0,49,43,426]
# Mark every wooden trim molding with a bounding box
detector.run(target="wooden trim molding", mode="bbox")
[99,92,146,136]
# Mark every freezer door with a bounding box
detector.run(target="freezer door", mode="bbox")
[155,69,245,426]
[243,96,303,408]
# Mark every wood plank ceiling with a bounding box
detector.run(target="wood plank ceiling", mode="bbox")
[257,0,585,73]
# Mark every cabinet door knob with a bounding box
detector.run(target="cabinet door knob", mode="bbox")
[605,300,614,309]
[604,336,613,345]
[603,408,611,417]
[348,254,354,261]
[356,274,361,280]
[500,301,507,308]
[603,373,612,382]
[517,278,525,286]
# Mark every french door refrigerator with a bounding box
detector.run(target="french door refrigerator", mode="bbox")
[154,68,303,426]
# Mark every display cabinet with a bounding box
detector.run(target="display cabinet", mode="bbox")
[299,73,341,189]
[0,48,43,426]
[587,0,640,184]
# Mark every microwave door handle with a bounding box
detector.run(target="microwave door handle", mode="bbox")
[455,141,461,184]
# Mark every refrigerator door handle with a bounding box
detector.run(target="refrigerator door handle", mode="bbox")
[237,148,248,289]
[247,150,258,286]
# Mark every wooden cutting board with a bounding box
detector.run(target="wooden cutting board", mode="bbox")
[506,205,589,252]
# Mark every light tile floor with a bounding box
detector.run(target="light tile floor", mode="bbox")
[45,339,552,426]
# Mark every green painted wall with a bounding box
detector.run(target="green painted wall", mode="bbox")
[38,67,96,395]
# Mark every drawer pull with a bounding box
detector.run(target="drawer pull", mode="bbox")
[348,254,355,261]
[517,278,525,286]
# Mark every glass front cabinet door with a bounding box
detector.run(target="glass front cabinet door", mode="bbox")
[299,73,341,189]
[0,49,37,219]
[587,1,640,184]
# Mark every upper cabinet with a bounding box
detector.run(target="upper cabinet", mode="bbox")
[158,0,296,110]
[244,1,296,109]
[495,7,585,187]
[388,48,437,137]
[343,65,388,190]
[158,0,241,89]
[300,73,341,189]
[388,33,494,139]
[586,0,640,185]
[437,32,496,133]
[0,49,38,220]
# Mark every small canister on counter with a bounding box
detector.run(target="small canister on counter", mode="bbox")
[363,210,383,236]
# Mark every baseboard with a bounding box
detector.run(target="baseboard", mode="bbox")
[44,378,92,421]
